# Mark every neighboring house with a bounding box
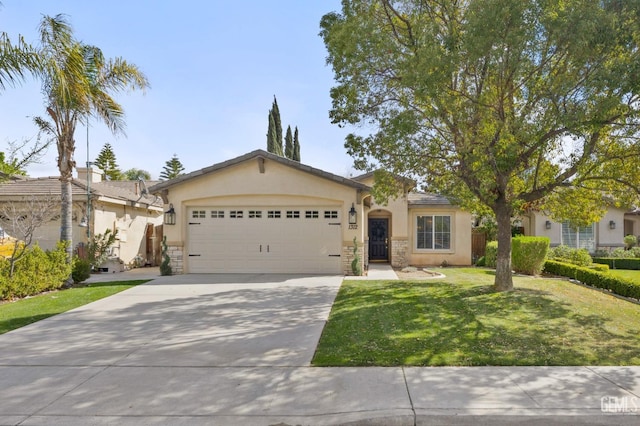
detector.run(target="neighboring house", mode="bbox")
[0,166,164,268]
[149,150,472,275]
[522,207,640,253]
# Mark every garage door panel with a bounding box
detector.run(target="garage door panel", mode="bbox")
[187,206,342,273]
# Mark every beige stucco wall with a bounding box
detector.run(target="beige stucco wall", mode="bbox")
[528,208,627,250]
[160,158,366,274]
[92,202,163,265]
[407,206,473,266]
[355,175,471,267]
[358,175,410,239]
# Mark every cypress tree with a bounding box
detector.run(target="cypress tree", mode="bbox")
[293,126,300,162]
[266,111,277,154]
[94,143,122,180]
[272,96,283,156]
[284,125,293,159]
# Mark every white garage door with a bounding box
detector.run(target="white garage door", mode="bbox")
[187,207,342,273]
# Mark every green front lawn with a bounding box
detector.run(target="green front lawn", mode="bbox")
[313,268,640,366]
[0,280,148,334]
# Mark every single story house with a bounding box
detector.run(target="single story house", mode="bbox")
[522,207,640,253]
[149,150,472,275]
[0,167,164,268]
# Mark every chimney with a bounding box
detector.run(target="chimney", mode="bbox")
[77,165,103,183]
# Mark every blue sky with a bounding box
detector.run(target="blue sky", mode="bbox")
[0,1,359,179]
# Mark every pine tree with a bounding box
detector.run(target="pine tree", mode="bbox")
[284,125,293,159]
[159,154,185,180]
[272,96,283,155]
[94,143,122,180]
[293,126,300,162]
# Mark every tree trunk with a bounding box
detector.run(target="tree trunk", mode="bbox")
[494,202,514,291]
[60,178,73,262]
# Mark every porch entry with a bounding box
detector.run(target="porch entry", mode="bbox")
[368,218,389,262]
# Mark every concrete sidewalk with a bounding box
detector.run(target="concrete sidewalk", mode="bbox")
[0,272,638,425]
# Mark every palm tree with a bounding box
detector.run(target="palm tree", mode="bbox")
[0,27,40,91]
[34,15,149,264]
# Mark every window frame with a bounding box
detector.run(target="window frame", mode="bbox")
[413,213,453,252]
[561,221,596,252]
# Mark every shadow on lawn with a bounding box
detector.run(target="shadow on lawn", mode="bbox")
[313,279,640,366]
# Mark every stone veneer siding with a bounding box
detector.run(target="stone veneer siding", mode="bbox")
[166,244,184,274]
[342,241,365,276]
[390,238,409,268]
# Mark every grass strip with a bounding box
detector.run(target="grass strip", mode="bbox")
[0,280,148,334]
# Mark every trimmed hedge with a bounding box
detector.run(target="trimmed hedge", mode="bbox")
[512,236,549,275]
[485,241,498,268]
[590,263,610,273]
[544,259,640,300]
[593,257,640,270]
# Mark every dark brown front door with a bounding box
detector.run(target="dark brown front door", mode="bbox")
[369,218,389,261]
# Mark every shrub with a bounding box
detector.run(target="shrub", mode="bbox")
[475,256,486,267]
[72,257,92,284]
[485,241,498,268]
[544,260,640,300]
[160,236,172,276]
[547,245,592,267]
[0,243,71,300]
[351,237,362,276]
[624,235,637,250]
[512,236,549,275]
[88,229,118,269]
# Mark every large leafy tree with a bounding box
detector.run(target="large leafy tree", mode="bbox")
[321,0,640,291]
[34,14,149,263]
[159,154,185,180]
[122,168,151,181]
[94,143,122,180]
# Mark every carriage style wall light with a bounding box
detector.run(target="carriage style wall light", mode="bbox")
[349,203,357,225]
[609,220,616,230]
[545,220,552,230]
[164,204,176,226]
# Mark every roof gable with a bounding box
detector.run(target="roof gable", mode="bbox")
[148,150,371,194]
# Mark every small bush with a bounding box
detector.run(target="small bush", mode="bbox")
[72,257,92,284]
[624,235,637,249]
[547,245,592,267]
[485,241,498,268]
[544,260,640,300]
[475,256,486,267]
[512,236,549,275]
[160,236,172,276]
[351,237,362,276]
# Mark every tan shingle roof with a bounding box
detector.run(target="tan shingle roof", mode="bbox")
[408,192,452,205]
[0,176,163,208]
